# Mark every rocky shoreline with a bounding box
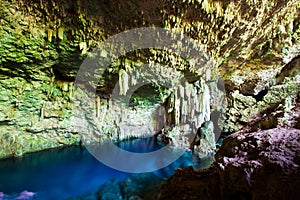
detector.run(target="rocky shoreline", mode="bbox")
[159,128,300,200]
[0,0,300,199]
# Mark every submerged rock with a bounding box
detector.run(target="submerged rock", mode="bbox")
[97,179,123,200]
[159,128,300,200]
[0,190,36,200]
[95,174,164,200]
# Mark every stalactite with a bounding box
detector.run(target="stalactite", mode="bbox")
[163,77,212,152]
[58,27,64,40]
[203,84,210,122]
[100,103,107,128]
[40,105,44,119]
[194,88,200,113]
[131,71,137,86]
[95,96,100,118]
[119,69,129,96]
[47,29,53,42]
[174,90,181,125]
[181,99,188,123]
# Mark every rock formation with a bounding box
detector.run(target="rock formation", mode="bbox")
[159,127,300,200]
[0,0,299,164]
[158,94,300,199]
[0,0,300,199]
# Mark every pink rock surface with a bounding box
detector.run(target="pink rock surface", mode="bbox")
[159,128,300,200]
[16,190,35,200]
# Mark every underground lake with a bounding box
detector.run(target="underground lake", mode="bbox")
[0,136,213,200]
[1,0,300,199]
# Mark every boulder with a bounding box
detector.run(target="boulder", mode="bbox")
[159,128,300,200]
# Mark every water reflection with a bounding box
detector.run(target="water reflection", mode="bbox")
[0,137,212,199]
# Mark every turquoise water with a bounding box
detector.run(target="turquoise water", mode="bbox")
[0,137,204,200]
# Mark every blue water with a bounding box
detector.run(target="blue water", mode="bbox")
[0,137,204,200]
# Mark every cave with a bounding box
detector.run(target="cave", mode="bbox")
[0,0,299,200]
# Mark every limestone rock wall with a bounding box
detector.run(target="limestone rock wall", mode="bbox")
[0,76,79,158]
[224,56,300,132]
[1,0,298,80]
[72,63,217,151]
[0,0,300,158]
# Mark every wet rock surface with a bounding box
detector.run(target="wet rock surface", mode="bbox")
[159,128,300,200]
[0,0,300,158]
[0,0,300,199]
[74,173,164,200]
[224,57,300,132]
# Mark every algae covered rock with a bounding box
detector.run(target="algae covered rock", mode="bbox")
[0,0,300,158]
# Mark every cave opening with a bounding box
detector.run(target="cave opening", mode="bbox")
[128,84,167,108]
[52,64,76,82]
